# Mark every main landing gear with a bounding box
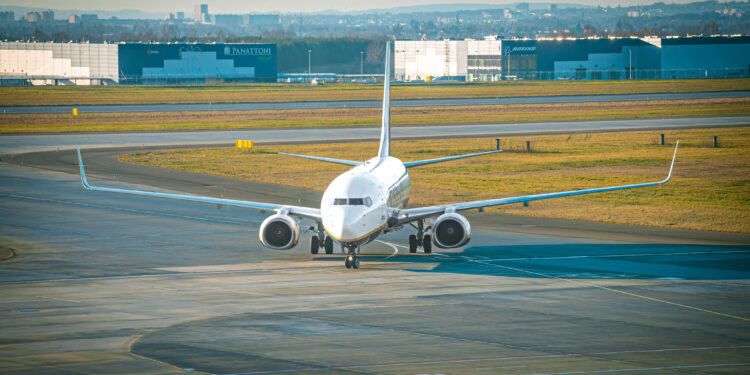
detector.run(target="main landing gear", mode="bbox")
[409,219,432,254]
[310,223,334,255]
[344,245,360,269]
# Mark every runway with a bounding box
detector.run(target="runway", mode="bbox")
[2,90,749,114]
[2,115,750,154]
[1,125,749,374]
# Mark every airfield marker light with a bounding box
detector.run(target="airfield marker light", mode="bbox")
[72,108,78,116]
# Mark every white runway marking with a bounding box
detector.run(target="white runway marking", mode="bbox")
[481,250,750,262]
[522,362,750,374]
[375,240,400,260]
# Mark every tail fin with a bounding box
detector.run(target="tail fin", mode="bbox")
[378,41,392,158]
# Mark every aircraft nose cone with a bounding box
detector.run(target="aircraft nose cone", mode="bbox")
[324,209,365,241]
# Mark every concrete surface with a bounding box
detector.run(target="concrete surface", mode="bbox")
[2,115,750,154]
[1,121,749,374]
[2,90,749,114]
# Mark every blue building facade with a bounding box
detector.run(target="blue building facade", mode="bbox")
[117,43,276,84]
[501,38,661,80]
[661,36,750,79]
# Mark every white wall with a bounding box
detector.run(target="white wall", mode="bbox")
[0,42,118,85]
[394,40,467,81]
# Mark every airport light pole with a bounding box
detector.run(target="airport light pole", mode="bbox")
[360,51,364,75]
[308,49,311,74]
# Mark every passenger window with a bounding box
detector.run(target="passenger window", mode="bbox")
[349,198,364,205]
[334,198,347,205]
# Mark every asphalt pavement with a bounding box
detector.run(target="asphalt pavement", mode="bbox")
[2,115,749,155]
[1,122,748,374]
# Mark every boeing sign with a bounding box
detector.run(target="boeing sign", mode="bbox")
[503,46,537,54]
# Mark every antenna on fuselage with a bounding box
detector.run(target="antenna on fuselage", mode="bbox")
[377,41,392,159]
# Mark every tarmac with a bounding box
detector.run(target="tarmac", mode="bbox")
[2,115,750,154]
[1,90,749,114]
[1,127,749,374]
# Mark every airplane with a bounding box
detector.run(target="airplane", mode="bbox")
[77,41,679,269]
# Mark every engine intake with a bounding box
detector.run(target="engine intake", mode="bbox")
[432,213,471,248]
[259,214,300,250]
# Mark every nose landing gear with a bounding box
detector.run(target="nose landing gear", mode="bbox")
[344,245,360,269]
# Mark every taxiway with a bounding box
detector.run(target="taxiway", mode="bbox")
[1,123,749,374]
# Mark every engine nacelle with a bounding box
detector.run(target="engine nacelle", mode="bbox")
[432,212,471,248]
[259,214,300,250]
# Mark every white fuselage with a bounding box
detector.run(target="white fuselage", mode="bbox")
[321,156,411,247]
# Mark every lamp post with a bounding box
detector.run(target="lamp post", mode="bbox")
[308,49,311,75]
[360,51,364,75]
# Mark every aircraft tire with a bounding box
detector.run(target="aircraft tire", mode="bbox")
[409,235,418,253]
[324,236,334,254]
[310,236,319,254]
[423,235,432,253]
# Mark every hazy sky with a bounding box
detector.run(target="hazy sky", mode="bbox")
[1,0,704,13]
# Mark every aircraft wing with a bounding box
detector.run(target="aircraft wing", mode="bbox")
[396,141,679,224]
[77,147,321,220]
[277,152,361,166]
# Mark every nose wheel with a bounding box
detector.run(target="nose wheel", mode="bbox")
[344,246,360,269]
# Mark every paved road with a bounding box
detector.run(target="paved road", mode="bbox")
[2,90,749,114]
[2,115,749,155]
[1,151,748,374]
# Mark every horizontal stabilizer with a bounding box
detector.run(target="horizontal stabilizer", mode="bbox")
[277,152,361,166]
[403,150,503,168]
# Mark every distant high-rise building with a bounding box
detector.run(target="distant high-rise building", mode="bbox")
[40,10,54,23]
[25,10,54,23]
[81,14,98,22]
[194,4,208,23]
[68,14,80,24]
[503,9,512,19]
[0,11,14,22]
[176,12,184,20]
[24,12,39,23]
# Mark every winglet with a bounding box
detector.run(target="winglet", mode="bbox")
[76,146,92,190]
[662,140,679,184]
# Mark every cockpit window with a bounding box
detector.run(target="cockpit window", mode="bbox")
[332,197,372,206]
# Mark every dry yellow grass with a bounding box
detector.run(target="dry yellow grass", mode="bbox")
[2,98,749,133]
[121,127,750,234]
[2,78,749,106]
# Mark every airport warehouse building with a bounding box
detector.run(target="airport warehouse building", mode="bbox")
[395,36,750,82]
[0,42,277,85]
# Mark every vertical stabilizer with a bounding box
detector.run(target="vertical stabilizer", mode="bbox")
[378,41,392,158]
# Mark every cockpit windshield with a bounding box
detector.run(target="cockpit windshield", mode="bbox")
[332,197,372,207]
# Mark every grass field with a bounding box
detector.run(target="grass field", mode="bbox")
[120,127,750,234]
[2,98,749,133]
[2,78,749,106]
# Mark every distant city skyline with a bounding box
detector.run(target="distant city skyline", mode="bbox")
[0,0,708,14]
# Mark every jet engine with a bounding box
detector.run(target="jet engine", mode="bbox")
[259,214,300,250]
[432,212,471,248]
